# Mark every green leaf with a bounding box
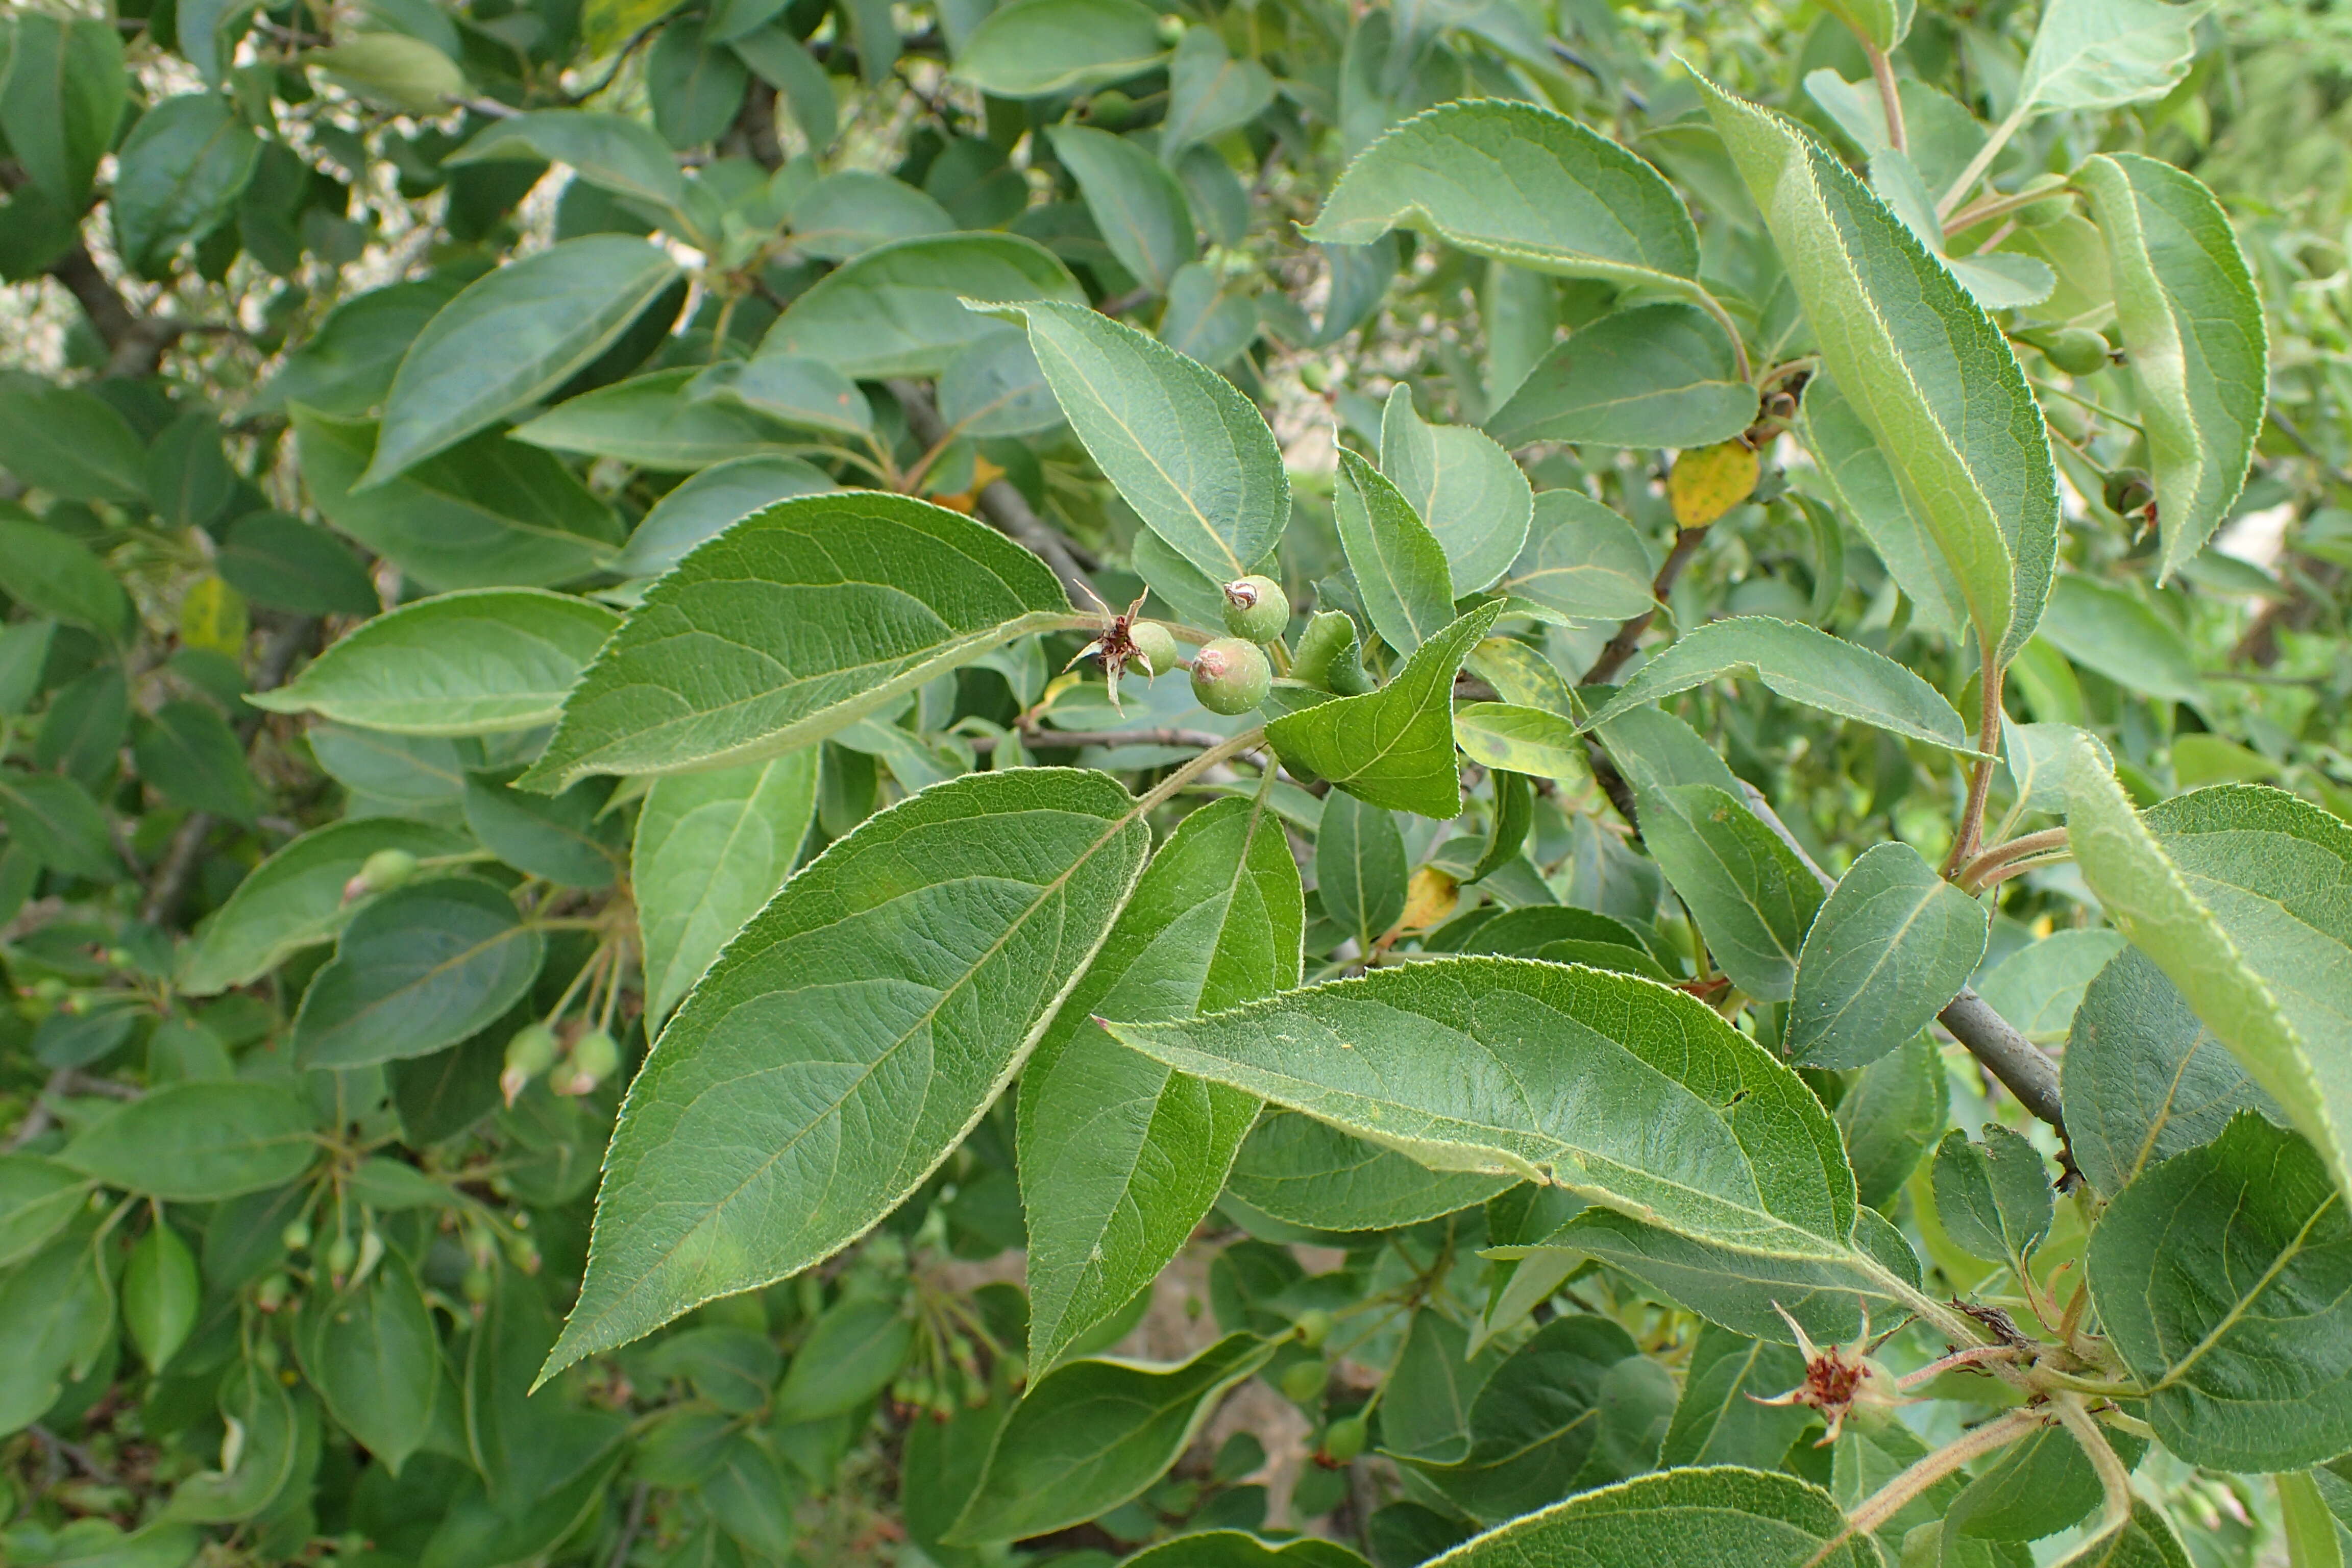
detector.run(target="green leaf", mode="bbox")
[292,878,546,1068]
[995,299,1290,584]
[1422,1464,1879,1568]
[1307,100,1701,298]
[764,233,1084,379]
[134,699,263,823]
[293,410,624,591]
[950,0,1165,97]
[1796,375,1968,641]
[360,235,684,483]
[0,770,121,880]
[1453,703,1594,788]
[1049,125,1196,295]
[1588,619,1972,758]
[252,278,461,419]
[512,368,805,470]
[2048,1502,2196,1568]
[1636,783,1826,1002]
[1380,386,1533,594]
[774,1290,915,1421]
[164,1365,299,1523]
[0,15,125,210]
[2015,0,2211,116]
[1786,841,1988,1070]
[449,110,692,231]
[1332,447,1454,656]
[1703,78,2056,665]
[610,453,835,579]
[123,1221,199,1373]
[695,355,875,441]
[1487,303,1758,451]
[644,17,749,149]
[0,378,147,509]
[523,492,1072,791]
[633,750,820,1025]
[786,170,952,261]
[1020,793,1301,1369]
[1496,490,1656,624]
[2077,154,2266,577]
[1659,1323,1814,1469]
[178,818,471,994]
[946,1333,1277,1544]
[64,1082,317,1201]
[1123,1533,1367,1568]
[2066,775,2352,1200]
[1227,1109,1508,1232]
[1267,603,1500,818]
[939,325,1063,438]
[0,514,132,633]
[111,93,261,272]
[1108,958,1870,1286]
[1160,29,1276,161]
[1315,790,1406,953]
[2089,1112,2352,1470]
[306,34,468,116]
[299,1258,440,1475]
[1930,1125,2053,1266]
[0,1155,92,1268]
[2064,945,2278,1196]
[1944,1423,2148,1548]
[1818,0,1914,52]
[1978,926,2121,1043]
[542,768,1152,1379]
[1836,1035,1948,1208]
[464,768,623,887]
[2035,575,2204,708]
[251,590,619,737]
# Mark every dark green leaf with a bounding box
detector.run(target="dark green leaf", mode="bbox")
[464,769,624,887]
[299,1257,441,1475]
[133,699,263,823]
[1267,603,1499,818]
[64,1082,317,1200]
[1658,1322,1812,1469]
[610,453,837,578]
[111,94,261,272]
[1487,303,1757,451]
[1787,841,1988,1069]
[292,878,545,1068]
[0,769,121,880]
[0,512,134,630]
[764,233,1084,379]
[1425,1465,1877,1568]
[1314,790,1406,953]
[1050,125,1196,294]
[1636,782,1825,1002]
[1930,1125,2052,1266]
[1333,447,1453,656]
[1227,1110,1509,1232]
[1835,1035,1947,1209]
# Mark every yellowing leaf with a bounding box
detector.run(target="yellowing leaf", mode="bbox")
[1399,865,1460,932]
[178,575,249,656]
[1668,440,1759,527]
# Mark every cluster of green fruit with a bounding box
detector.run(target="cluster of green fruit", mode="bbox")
[1122,573,1379,717]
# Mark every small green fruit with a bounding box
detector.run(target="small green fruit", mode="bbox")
[502,1021,560,1105]
[1293,1308,1334,1350]
[1191,638,1272,715]
[1321,1414,1367,1462]
[1279,1358,1330,1404]
[256,1273,290,1313]
[357,848,419,893]
[2032,328,2111,377]
[1086,88,1137,130]
[560,1028,622,1095]
[325,1235,358,1281]
[1127,620,1181,676]
[1221,575,1290,643]
[281,1219,312,1253]
[2103,467,2155,517]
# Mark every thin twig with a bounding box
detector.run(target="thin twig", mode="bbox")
[30,1424,122,1487]
[1581,525,1710,686]
[605,1481,651,1568]
[1812,1406,2044,1562]
[1944,644,2003,876]
[1863,40,1906,152]
[885,379,1097,602]
[1956,826,2069,893]
[970,726,1230,753]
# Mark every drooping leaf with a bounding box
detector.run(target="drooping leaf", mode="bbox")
[1307,100,1702,298]
[360,235,684,483]
[633,751,821,1026]
[1266,603,1500,818]
[541,768,1152,1379]
[991,299,1290,584]
[2088,1112,2352,1471]
[251,278,463,419]
[764,233,1084,379]
[1636,783,1825,1002]
[123,1220,200,1373]
[134,700,264,823]
[950,0,1166,98]
[2063,945,2280,1196]
[0,770,121,880]
[1702,79,2057,665]
[0,379,149,510]
[178,819,472,994]
[299,1258,440,1476]
[946,1333,1277,1544]
[1930,1125,2053,1266]
[1496,490,1657,624]
[1159,28,1277,161]
[449,110,693,231]
[1380,385,1533,595]
[2077,154,2266,578]
[1487,303,1758,451]
[251,590,619,736]
[1049,124,1196,294]
[1585,617,1975,755]
[464,769,624,887]
[2014,0,2212,116]
[1332,447,1454,656]
[1419,1464,1879,1568]
[1226,1110,1508,1232]
[1020,792,1301,1369]
[2066,775,2352,1202]
[294,410,624,591]
[522,492,1072,791]
[773,1291,915,1420]
[0,1156,93,1268]
[1659,1324,1814,1470]
[63,1082,318,1201]
[292,879,546,1069]
[0,15,126,210]
[1786,841,1988,1069]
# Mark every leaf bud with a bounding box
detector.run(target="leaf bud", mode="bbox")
[344,847,418,902]
[2030,327,2111,377]
[1289,610,1361,693]
[1221,575,1290,643]
[1190,638,1272,715]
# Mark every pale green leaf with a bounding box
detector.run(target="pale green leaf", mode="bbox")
[787,170,952,260]
[1496,490,1657,624]
[947,1333,1277,1544]
[1453,702,1594,788]
[1423,1464,1880,1567]
[1586,617,1974,754]
[1796,376,1967,641]
[2078,154,2266,578]
[522,492,1073,792]
[1930,1124,2052,1264]
[950,0,1165,98]
[633,750,820,1025]
[1333,447,1454,655]
[1307,100,1702,297]
[2088,1112,2352,1470]
[1486,303,1758,451]
[0,1156,94,1269]
[251,590,618,736]
[1049,124,1196,295]
[1020,793,1301,1369]
[1267,603,1499,818]
[611,454,837,579]
[1381,386,1533,594]
[764,233,1083,379]
[1160,28,1277,161]
[1787,841,1988,1069]
[510,368,804,471]
[1226,1110,1508,1233]
[2016,0,2212,115]
[449,110,692,229]
[361,236,684,484]
[1703,79,2057,665]
[2035,575,2204,708]
[993,299,1289,583]
[541,768,1152,1379]
[1636,782,1825,1002]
